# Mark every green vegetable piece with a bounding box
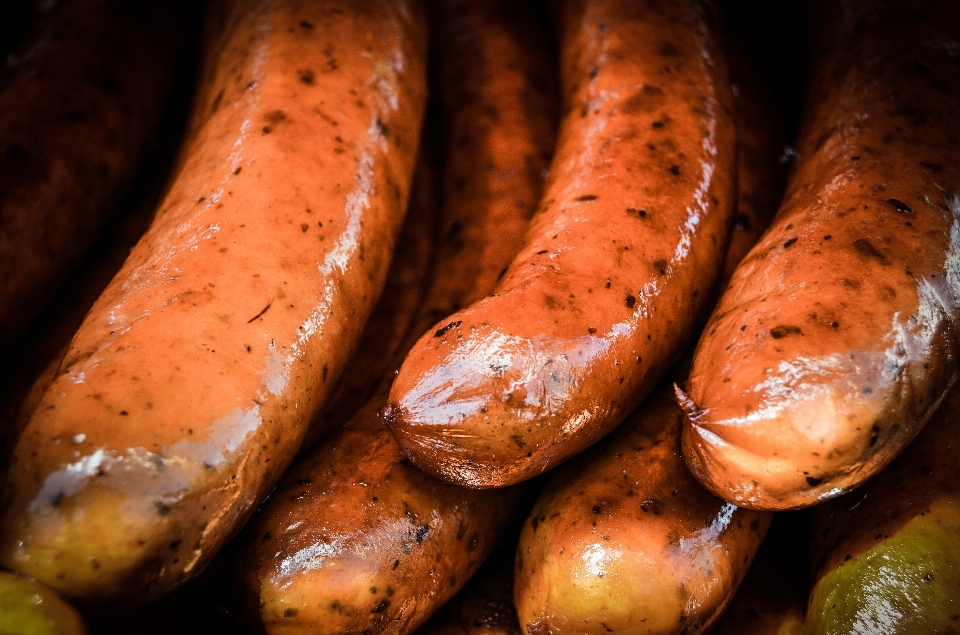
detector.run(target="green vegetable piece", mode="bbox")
[807,507,960,634]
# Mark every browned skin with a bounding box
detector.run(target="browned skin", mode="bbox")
[0,0,427,608]
[231,3,557,633]
[514,382,772,635]
[384,0,736,489]
[0,0,187,351]
[680,0,960,510]
[708,513,808,635]
[301,152,438,452]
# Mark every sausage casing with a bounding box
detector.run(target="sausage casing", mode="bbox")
[514,382,772,634]
[681,0,960,510]
[806,381,960,634]
[230,1,556,632]
[385,0,736,488]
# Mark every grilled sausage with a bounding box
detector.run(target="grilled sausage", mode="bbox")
[230,2,557,631]
[383,0,736,489]
[679,0,960,510]
[0,0,427,608]
[514,381,772,634]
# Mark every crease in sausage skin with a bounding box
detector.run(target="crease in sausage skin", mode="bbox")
[680,0,960,510]
[0,0,426,607]
[385,0,736,489]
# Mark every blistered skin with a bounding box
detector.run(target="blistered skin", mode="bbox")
[514,384,772,635]
[384,0,736,489]
[680,0,960,510]
[0,0,427,608]
[232,3,556,632]
[0,0,186,352]
[806,384,960,635]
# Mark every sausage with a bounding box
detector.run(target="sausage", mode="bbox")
[806,382,960,634]
[0,0,188,351]
[233,401,525,635]
[382,0,737,489]
[0,571,88,635]
[300,149,438,452]
[0,0,427,608]
[230,2,557,632]
[513,380,772,634]
[679,0,960,510]
[416,0,558,323]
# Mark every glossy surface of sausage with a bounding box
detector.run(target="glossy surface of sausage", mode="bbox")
[385,0,736,488]
[0,0,427,607]
[681,0,960,510]
[806,382,960,635]
[514,382,772,634]
[0,0,187,351]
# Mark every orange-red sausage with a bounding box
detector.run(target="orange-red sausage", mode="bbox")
[0,0,427,608]
[230,2,556,632]
[0,0,187,351]
[383,0,736,489]
[680,0,960,510]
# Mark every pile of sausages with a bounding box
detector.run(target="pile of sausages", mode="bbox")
[0,0,957,633]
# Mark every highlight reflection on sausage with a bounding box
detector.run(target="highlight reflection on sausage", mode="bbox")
[384,0,737,489]
[0,0,427,608]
